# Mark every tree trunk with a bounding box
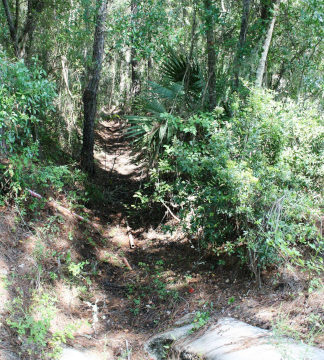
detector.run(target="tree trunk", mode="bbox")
[232,0,251,89]
[1,0,45,59]
[203,0,216,110]
[15,0,19,31]
[184,3,197,95]
[255,0,281,87]
[130,0,140,97]
[0,127,8,154]
[2,0,18,56]
[81,0,108,174]
[147,54,152,82]
[19,0,45,60]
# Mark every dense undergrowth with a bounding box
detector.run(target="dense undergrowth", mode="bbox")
[130,86,324,286]
[0,52,86,204]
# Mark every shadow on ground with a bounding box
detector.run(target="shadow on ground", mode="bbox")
[0,118,323,359]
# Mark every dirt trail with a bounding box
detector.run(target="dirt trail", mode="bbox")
[0,118,323,359]
[81,118,324,356]
[95,119,141,178]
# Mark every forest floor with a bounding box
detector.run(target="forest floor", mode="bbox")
[0,117,323,359]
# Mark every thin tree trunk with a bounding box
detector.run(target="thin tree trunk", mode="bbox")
[272,42,312,90]
[147,30,152,82]
[147,51,152,82]
[184,3,197,94]
[203,0,216,110]
[19,0,44,60]
[232,0,251,89]
[130,0,140,96]
[2,0,18,56]
[220,0,226,13]
[15,0,19,31]
[260,0,271,22]
[0,127,8,154]
[109,53,117,109]
[81,0,108,174]
[188,1,197,63]
[255,0,281,87]
[130,49,140,96]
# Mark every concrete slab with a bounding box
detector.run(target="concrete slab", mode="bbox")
[59,347,111,360]
[145,317,324,360]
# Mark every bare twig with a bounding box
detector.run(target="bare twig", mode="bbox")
[125,339,131,360]
[27,189,91,224]
[27,189,42,199]
[161,200,181,223]
[85,299,99,334]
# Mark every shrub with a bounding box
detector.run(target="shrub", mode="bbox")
[0,52,56,155]
[136,88,323,284]
[7,290,77,359]
[0,54,85,205]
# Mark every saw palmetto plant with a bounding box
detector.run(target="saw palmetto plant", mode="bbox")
[127,82,183,165]
[161,50,203,99]
[127,51,204,165]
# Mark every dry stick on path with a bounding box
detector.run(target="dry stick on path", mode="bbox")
[28,189,103,234]
[27,189,92,224]
[122,257,133,271]
[126,220,136,249]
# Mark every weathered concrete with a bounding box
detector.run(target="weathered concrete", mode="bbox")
[145,317,324,360]
[59,347,111,360]
[144,323,196,360]
[0,350,20,360]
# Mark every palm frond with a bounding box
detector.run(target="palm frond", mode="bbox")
[149,81,184,100]
[145,98,167,115]
[160,50,203,95]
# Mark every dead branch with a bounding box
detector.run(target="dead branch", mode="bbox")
[161,200,181,223]
[122,257,132,270]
